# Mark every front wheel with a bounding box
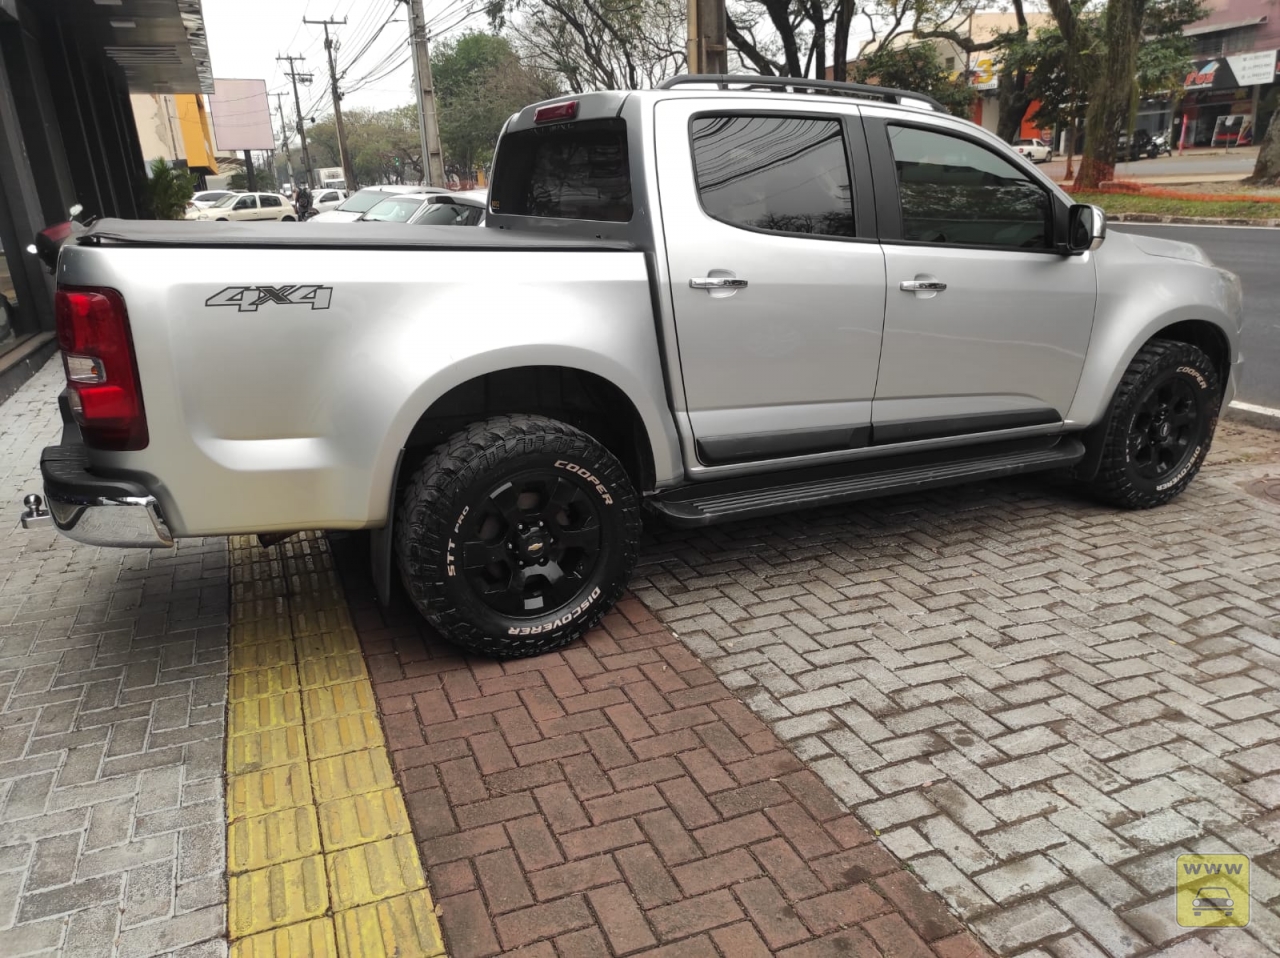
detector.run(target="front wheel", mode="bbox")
[395,415,641,658]
[1088,339,1221,509]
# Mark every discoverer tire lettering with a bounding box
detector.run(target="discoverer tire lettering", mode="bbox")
[395,415,641,658]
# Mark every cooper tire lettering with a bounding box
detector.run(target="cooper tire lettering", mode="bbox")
[554,460,614,505]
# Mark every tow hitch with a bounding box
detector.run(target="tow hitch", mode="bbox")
[20,494,52,529]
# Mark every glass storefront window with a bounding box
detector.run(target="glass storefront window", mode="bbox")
[0,238,17,359]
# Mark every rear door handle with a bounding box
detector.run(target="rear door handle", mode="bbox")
[690,277,748,289]
[899,280,947,292]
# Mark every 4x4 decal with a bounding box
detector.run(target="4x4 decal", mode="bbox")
[205,285,333,312]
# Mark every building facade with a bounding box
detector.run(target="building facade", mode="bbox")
[0,0,212,399]
[1171,0,1279,147]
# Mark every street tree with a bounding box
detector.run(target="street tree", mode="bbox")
[850,43,975,116]
[1250,92,1280,184]
[913,0,1032,142]
[495,0,685,91]
[432,32,560,171]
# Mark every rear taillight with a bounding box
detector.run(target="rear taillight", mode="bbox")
[534,100,578,124]
[55,286,148,450]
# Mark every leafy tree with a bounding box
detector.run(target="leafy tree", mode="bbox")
[433,32,560,170]
[143,158,195,220]
[851,43,975,117]
[1249,89,1280,184]
[496,0,686,91]
[225,162,278,191]
[1042,0,1201,187]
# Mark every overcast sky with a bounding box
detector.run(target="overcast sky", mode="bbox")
[202,0,481,130]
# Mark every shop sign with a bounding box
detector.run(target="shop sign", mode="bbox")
[1228,50,1278,86]
[1185,50,1279,89]
[969,53,998,91]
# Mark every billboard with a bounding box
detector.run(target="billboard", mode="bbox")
[207,78,275,151]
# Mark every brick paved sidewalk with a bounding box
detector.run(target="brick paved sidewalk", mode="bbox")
[632,420,1280,957]
[335,539,989,958]
[0,360,229,957]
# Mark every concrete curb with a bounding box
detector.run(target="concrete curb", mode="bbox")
[1107,212,1280,227]
[1225,401,1280,432]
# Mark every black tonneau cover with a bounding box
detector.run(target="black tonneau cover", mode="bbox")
[78,218,636,252]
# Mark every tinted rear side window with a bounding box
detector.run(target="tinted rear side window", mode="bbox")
[691,115,853,237]
[492,118,632,222]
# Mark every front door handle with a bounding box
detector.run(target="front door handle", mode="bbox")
[690,277,749,289]
[899,280,947,292]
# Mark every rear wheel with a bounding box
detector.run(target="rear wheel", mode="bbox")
[1089,339,1221,509]
[282,215,296,222]
[395,415,641,658]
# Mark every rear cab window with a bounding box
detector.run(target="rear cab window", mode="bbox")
[491,118,632,222]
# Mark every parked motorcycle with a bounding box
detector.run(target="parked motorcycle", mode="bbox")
[1151,133,1173,157]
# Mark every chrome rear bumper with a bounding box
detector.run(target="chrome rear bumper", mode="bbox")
[38,444,173,548]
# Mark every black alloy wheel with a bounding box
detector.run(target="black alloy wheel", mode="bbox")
[456,470,604,620]
[1127,377,1199,483]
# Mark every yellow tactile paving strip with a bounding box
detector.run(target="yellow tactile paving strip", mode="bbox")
[225,533,446,958]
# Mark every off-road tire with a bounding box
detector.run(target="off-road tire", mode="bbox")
[395,415,641,658]
[1089,338,1221,509]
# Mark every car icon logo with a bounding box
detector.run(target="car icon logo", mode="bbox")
[1192,887,1234,917]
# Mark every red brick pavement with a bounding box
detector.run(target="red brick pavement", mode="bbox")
[334,539,988,958]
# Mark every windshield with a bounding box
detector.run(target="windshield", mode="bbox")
[362,196,428,222]
[338,190,397,213]
[212,194,241,208]
[416,202,476,226]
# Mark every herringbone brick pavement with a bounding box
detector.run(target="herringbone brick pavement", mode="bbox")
[335,537,990,958]
[632,420,1280,957]
[0,360,229,958]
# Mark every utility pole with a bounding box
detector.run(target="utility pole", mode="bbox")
[687,0,728,74]
[277,54,315,188]
[401,0,444,187]
[274,92,295,187]
[304,16,358,193]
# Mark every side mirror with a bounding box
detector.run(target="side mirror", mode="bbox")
[1067,203,1106,254]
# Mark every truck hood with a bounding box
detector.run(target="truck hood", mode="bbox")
[1123,230,1214,266]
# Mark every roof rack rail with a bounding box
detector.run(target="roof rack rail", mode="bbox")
[656,74,946,113]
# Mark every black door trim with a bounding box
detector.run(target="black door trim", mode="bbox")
[697,424,872,465]
[872,408,1061,446]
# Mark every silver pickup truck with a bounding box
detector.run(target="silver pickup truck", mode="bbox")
[32,76,1243,658]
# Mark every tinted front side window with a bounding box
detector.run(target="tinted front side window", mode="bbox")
[888,125,1051,249]
[491,118,632,222]
[691,115,854,238]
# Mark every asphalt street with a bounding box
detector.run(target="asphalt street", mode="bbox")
[1114,223,1280,408]
[1041,149,1259,182]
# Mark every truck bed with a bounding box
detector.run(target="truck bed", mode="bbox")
[78,218,636,252]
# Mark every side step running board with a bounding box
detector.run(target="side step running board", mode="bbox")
[649,437,1086,527]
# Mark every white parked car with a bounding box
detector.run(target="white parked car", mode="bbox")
[187,192,297,222]
[310,188,346,215]
[309,185,440,223]
[186,190,237,212]
[406,190,488,227]
[1013,138,1053,163]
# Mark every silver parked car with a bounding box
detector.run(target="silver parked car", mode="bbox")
[360,189,487,226]
[31,75,1243,660]
[309,185,443,223]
